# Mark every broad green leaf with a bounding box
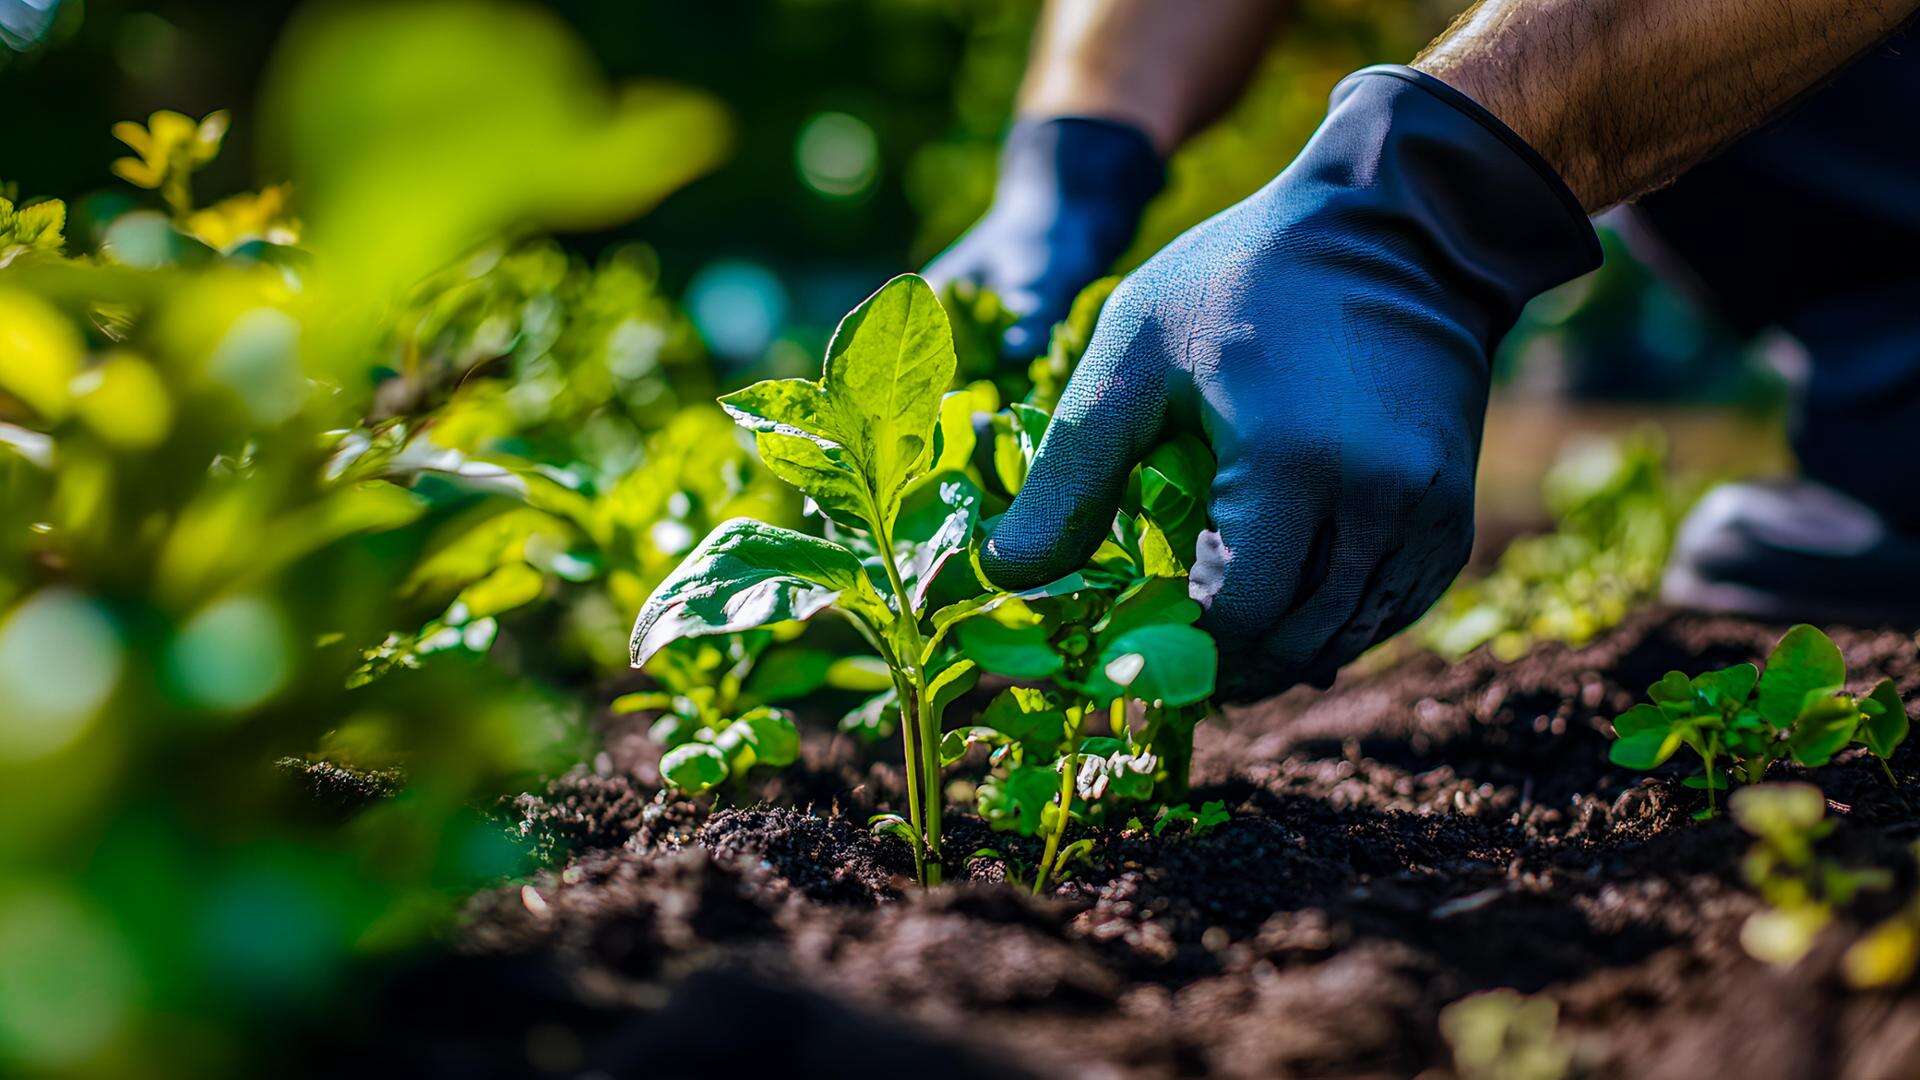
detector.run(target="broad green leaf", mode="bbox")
[1759,624,1846,729]
[956,618,1061,679]
[825,656,892,693]
[1611,704,1669,738]
[741,648,835,704]
[453,561,545,619]
[660,742,728,795]
[927,656,979,715]
[753,430,868,529]
[718,378,842,445]
[630,518,879,665]
[820,274,956,525]
[1681,772,1729,790]
[1694,663,1758,709]
[980,686,1066,748]
[1863,679,1909,759]
[1137,434,1214,507]
[975,763,1059,836]
[1084,623,1216,707]
[1648,671,1695,707]
[725,706,800,769]
[928,382,996,477]
[1787,692,1860,767]
[925,572,1088,657]
[940,725,1003,767]
[1608,728,1683,769]
[1095,576,1201,643]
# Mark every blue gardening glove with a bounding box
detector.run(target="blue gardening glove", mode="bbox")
[979,66,1602,702]
[924,116,1163,359]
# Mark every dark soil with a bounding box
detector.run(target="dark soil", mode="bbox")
[337,609,1920,1078]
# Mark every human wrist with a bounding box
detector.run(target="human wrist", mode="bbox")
[1317,65,1602,317]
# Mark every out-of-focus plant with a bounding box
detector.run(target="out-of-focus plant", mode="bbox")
[1607,625,1908,817]
[0,1,731,1073]
[1418,430,1694,661]
[1439,988,1575,1080]
[1731,783,1891,968]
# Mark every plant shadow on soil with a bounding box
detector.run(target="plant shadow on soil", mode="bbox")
[299,609,1920,1079]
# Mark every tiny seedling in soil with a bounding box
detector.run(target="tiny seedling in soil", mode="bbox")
[1607,624,1909,817]
[1730,782,1891,968]
[631,274,1217,888]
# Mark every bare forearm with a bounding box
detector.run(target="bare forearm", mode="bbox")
[1415,0,1919,211]
[1018,0,1284,153]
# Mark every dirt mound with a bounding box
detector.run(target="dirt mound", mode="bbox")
[327,609,1920,1078]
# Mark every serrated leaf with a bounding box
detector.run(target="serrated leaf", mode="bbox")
[630,518,880,665]
[1760,624,1846,729]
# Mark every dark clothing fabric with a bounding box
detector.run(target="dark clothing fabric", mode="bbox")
[1637,29,1920,528]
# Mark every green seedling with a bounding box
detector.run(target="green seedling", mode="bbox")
[1731,783,1890,968]
[1439,989,1575,1080]
[1607,624,1909,817]
[613,627,884,796]
[631,273,1217,887]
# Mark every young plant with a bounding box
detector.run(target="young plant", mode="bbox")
[1731,783,1890,968]
[1607,624,1909,816]
[631,273,1217,887]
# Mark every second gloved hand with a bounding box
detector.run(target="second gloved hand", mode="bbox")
[978,66,1602,702]
[924,116,1162,360]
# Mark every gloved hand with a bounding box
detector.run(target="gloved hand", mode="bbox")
[978,66,1602,702]
[924,116,1163,360]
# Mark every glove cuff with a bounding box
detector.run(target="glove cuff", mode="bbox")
[999,116,1165,216]
[1323,65,1603,319]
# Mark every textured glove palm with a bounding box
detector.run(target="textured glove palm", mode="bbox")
[979,66,1602,701]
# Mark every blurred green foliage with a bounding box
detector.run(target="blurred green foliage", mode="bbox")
[1417,430,1698,661]
[0,2,758,1073]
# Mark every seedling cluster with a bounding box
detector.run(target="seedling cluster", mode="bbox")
[632,274,1219,889]
[1607,624,1908,816]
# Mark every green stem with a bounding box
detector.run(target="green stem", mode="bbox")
[1033,703,1083,896]
[915,668,944,884]
[861,487,939,884]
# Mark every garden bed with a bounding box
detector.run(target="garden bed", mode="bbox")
[336,609,1920,1078]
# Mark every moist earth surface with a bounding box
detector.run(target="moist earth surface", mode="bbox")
[319,609,1920,1079]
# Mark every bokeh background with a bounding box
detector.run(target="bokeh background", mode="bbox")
[0,1,1797,1075]
[2,0,1783,397]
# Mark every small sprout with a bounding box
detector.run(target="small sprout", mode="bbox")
[1439,989,1573,1080]
[1731,783,1892,968]
[1152,800,1230,837]
[659,742,727,796]
[1606,624,1909,815]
